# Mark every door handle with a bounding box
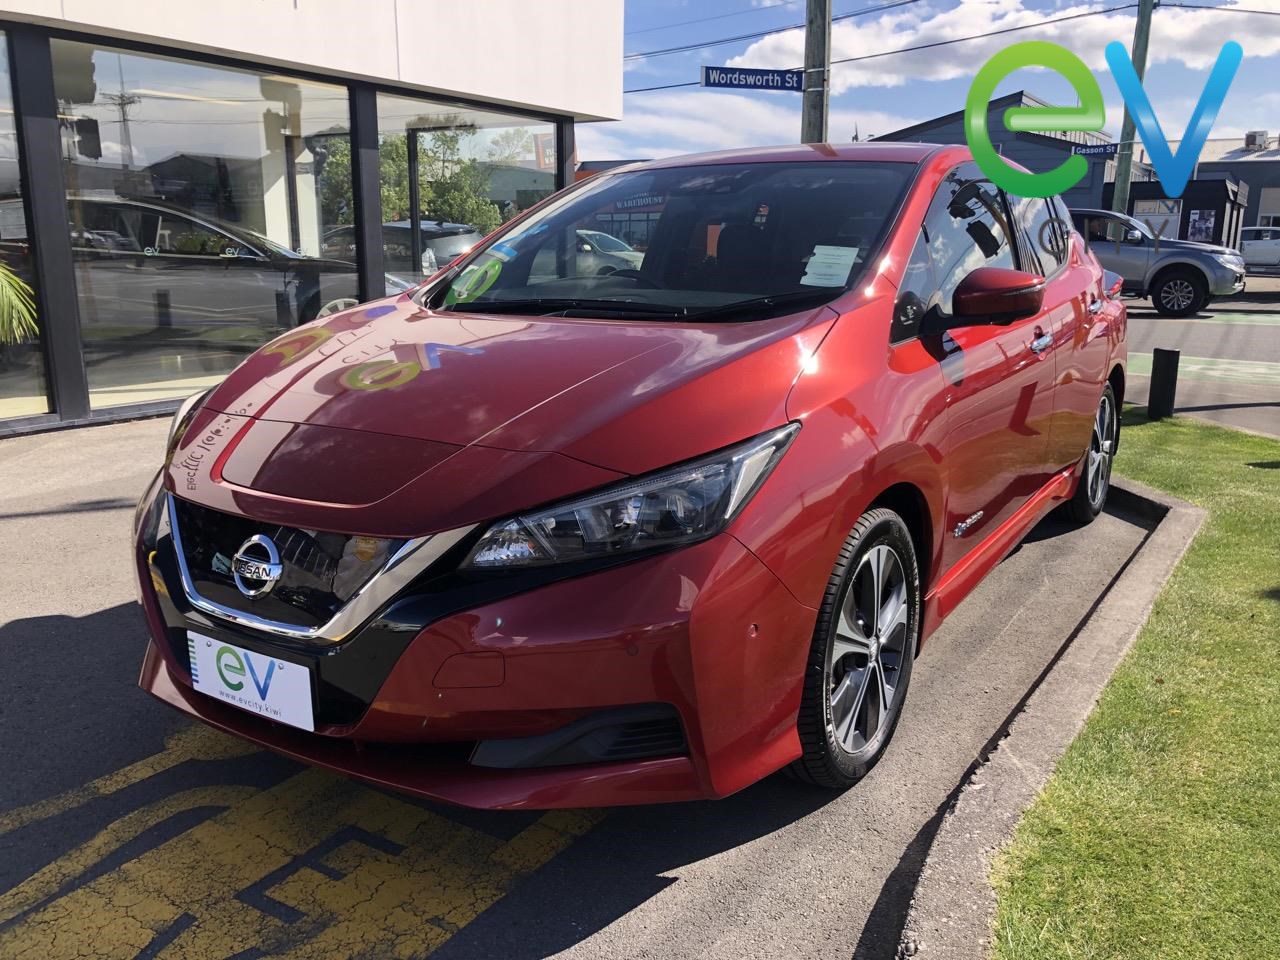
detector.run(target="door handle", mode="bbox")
[1089,298,1105,314]
[1029,331,1053,355]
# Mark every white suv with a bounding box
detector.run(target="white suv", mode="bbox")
[1242,226,1280,275]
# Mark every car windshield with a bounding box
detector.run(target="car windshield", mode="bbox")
[432,160,914,321]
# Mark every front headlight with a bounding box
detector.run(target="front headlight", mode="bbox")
[166,389,209,459]
[1213,253,1244,271]
[463,423,800,570]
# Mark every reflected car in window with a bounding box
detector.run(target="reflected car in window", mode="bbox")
[135,144,1127,810]
[576,229,644,268]
[10,195,409,377]
[323,221,484,286]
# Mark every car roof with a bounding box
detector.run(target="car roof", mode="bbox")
[383,220,478,233]
[67,192,274,251]
[601,142,956,177]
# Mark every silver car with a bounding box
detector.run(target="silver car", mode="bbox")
[1070,208,1245,317]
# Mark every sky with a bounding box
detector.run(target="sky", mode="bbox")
[577,0,1280,161]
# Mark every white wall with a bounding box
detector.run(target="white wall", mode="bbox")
[0,0,622,121]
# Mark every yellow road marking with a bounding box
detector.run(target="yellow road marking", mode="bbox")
[0,725,254,839]
[1,756,603,959]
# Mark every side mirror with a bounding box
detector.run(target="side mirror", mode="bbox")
[1103,269,1124,299]
[1125,228,1144,243]
[951,267,1045,326]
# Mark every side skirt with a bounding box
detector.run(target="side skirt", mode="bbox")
[922,467,1076,635]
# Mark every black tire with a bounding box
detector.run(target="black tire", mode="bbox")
[1151,268,1208,318]
[791,508,920,788]
[1065,383,1119,525]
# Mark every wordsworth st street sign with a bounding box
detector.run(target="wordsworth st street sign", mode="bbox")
[701,66,803,92]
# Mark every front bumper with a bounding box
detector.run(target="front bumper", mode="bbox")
[1206,260,1246,296]
[136,484,817,809]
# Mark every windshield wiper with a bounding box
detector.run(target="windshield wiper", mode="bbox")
[443,298,686,318]
[439,288,842,322]
[683,288,841,323]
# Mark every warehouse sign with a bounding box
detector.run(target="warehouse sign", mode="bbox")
[701,66,803,92]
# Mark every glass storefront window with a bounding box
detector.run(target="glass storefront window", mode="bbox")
[51,41,357,409]
[0,34,50,420]
[368,94,557,291]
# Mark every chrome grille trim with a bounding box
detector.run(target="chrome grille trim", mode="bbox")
[165,494,475,645]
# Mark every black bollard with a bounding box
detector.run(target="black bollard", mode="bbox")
[154,289,171,329]
[1148,347,1180,420]
[275,290,293,328]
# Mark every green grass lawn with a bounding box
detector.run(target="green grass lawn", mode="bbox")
[991,409,1280,960]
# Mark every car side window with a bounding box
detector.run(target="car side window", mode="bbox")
[1085,215,1130,244]
[1010,195,1067,276]
[923,168,1016,316]
[892,230,935,343]
[891,167,1017,343]
[156,214,232,256]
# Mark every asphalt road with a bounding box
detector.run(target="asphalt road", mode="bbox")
[1125,276,1280,437]
[0,418,1151,960]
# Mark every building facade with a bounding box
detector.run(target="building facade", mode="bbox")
[874,91,1156,211]
[0,1,622,433]
[1140,133,1280,229]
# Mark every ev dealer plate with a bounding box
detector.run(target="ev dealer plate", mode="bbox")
[187,632,315,732]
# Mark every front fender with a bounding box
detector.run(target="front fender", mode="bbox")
[732,302,948,616]
[1144,256,1210,291]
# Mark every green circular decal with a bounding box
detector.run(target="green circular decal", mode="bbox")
[340,360,421,392]
[444,259,503,306]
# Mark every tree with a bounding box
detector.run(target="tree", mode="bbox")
[313,123,501,235]
[428,163,502,235]
[488,127,533,165]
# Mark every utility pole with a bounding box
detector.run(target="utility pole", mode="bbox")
[801,0,831,144]
[1111,0,1156,216]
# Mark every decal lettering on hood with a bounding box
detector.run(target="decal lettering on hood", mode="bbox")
[336,343,486,393]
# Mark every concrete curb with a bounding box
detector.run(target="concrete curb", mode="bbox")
[897,479,1206,960]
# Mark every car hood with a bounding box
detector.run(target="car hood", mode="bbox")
[177,294,836,536]
[1155,237,1239,257]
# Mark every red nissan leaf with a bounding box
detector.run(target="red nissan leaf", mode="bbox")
[134,144,1126,809]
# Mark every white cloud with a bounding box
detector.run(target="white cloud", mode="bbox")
[576,90,921,160]
[726,0,1280,92]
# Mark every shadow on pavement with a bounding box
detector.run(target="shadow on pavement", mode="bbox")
[0,497,136,520]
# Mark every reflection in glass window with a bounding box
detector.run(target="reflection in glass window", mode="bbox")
[52,41,358,409]
[0,34,50,420]
[371,93,557,291]
[1012,195,1067,275]
[924,173,1015,315]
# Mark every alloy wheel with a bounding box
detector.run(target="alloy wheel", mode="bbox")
[318,297,360,318]
[1087,392,1116,507]
[1159,278,1196,312]
[830,544,910,753]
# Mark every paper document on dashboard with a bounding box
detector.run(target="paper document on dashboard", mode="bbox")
[800,245,859,286]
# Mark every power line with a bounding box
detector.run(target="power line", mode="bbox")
[829,3,1138,66]
[625,1,801,37]
[1160,2,1280,12]
[624,0,923,61]
[624,3,1137,93]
